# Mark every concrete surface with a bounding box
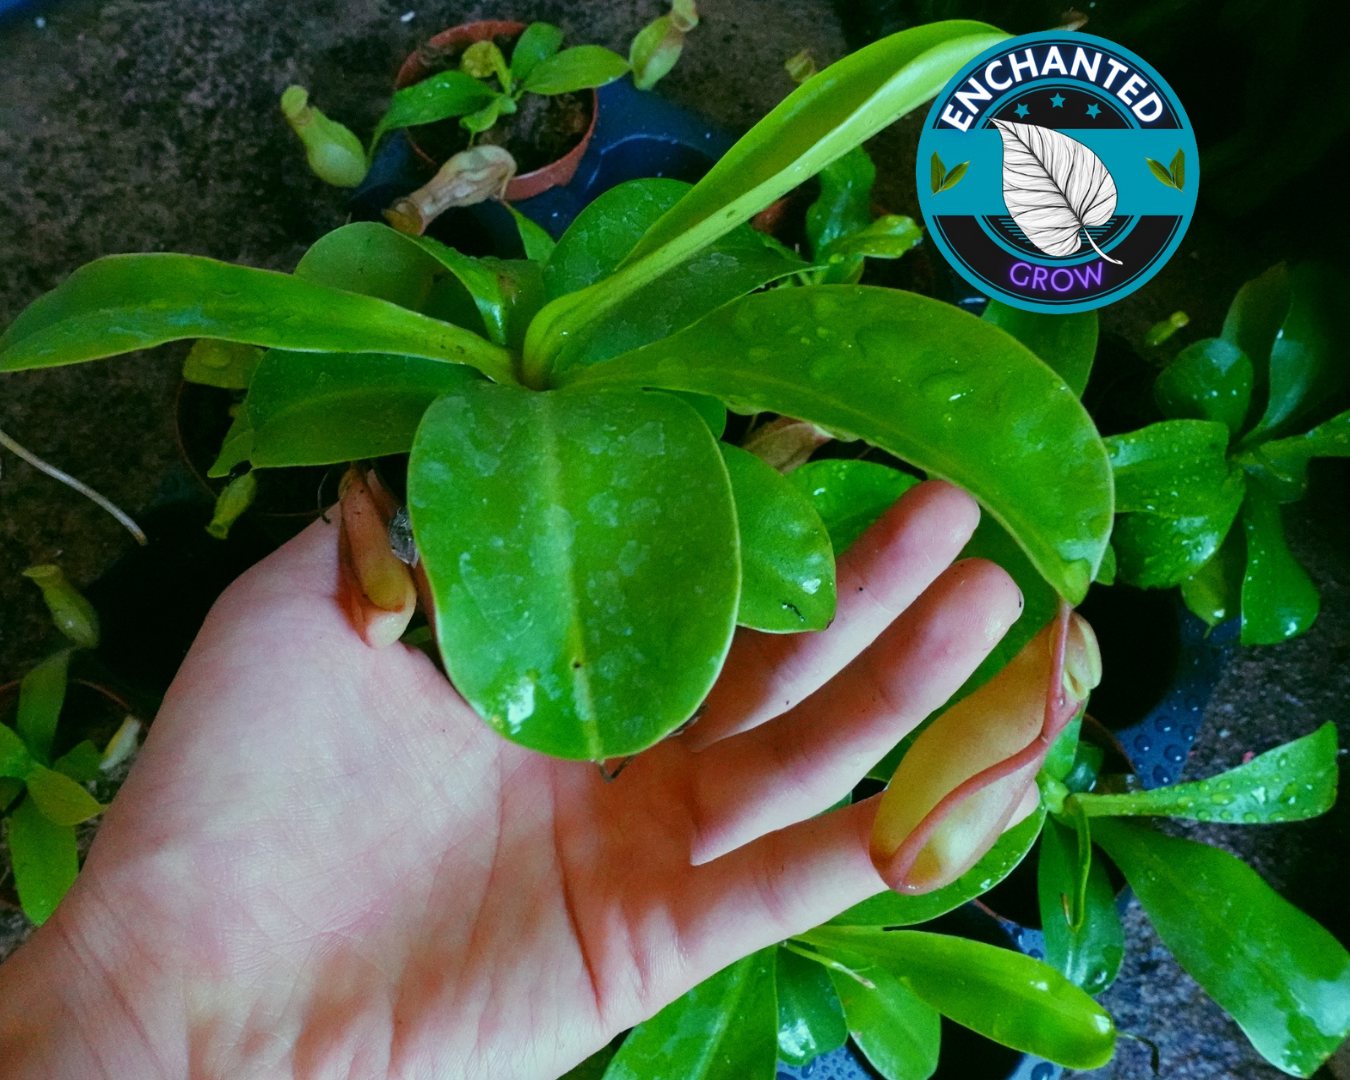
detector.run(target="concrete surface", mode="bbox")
[0,2,1346,1078]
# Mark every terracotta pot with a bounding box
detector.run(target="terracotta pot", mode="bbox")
[395,20,599,202]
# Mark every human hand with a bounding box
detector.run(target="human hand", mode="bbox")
[0,480,1022,1080]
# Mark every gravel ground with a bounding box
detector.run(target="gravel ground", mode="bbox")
[1,2,1346,1077]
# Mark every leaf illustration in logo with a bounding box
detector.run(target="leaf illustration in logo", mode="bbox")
[930,153,970,194]
[931,152,946,194]
[991,120,1122,265]
[1147,157,1178,189]
[1170,147,1185,190]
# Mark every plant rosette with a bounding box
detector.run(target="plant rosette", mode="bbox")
[4,20,1348,1079]
[393,20,602,202]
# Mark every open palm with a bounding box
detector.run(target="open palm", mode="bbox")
[0,481,1021,1080]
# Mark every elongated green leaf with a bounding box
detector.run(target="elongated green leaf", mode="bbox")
[935,160,968,192]
[183,339,264,390]
[1221,262,1290,434]
[1246,263,1350,443]
[370,70,497,153]
[523,45,629,95]
[1094,818,1350,1077]
[982,301,1098,398]
[1112,494,1245,590]
[830,805,1046,925]
[721,444,835,632]
[1238,407,1350,503]
[805,927,1116,1068]
[409,384,738,759]
[294,222,484,332]
[506,204,557,264]
[460,94,511,135]
[1146,157,1178,188]
[806,146,875,259]
[1241,485,1319,644]
[403,235,513,346]
[1155,338,1253,435]
[819,216,923,283]
[511,22,565,81]
[605,950,778,1080]
[52,740,104,784]
[825,958,940,1080]
[787,459,920,555]
[1038,819,1124,995]
[0,723,35,779]
[0,254,515,383]
[523,22,1006,376]
[243,351,481,469]
[776,944,847,1066]
[1106,420,1236,517]
[16,651,69,765]
[7,795,78,926]
[25,764,104,825]
[561,286,1111,603]
[1181,526,1245,628]
[1075,722,1337,824]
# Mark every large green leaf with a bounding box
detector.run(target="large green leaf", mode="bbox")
[1076,723,1337,824]
[786,459,921,555]
[1106,420,1236,517]
[16,651,69,766]
[0,723,36,779]
[605,950,778,1080]
[825,958,940,1080]
[294,222,483,332]
[805,927,1116,1069]
[1155,338,1254,435]
[523,45,630,95]
[0,254,514,383]
[25,764,104,826]
[1094,818,1350,1077]
[406,237,546,350]
[1220,262,1289,434]
[775,944,847,1066]
[243,351,482,469]
[561,286,1112,603]
[1246,263,1350,443]
[720,444,835,633]
[6,795,78,926]
[1238,407,1350,503]
[829,805,1045,925]
[369,70,497,153]
[408,384,739,759]
[523,21,1007,376]
[1241,485,1319,644]
[981,301,1098,398]
[1038,819,1123,995]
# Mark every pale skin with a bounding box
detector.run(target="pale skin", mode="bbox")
[0,480,1024,1080]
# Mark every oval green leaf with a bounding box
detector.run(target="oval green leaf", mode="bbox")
[1111,494,1245,590]
[511,22,565,81]
[605,950,778,1080]
[408,383,739,758]
[1155,338,1253,435]
[370,69,497,153]
[804,927,1117,1069]
[1075,722,1337,824]
[787,459,921,556]
[1180,526,1245,628]
[16,651,69,766]
[523,45,630,95]
[806,146,876,259]
[7,795,78,926]
[1240,485,1320,644]
[1093,817,1350,1077]
[1106,420,1236,517]
[244,351,482,469]
[1238,407,1350,504]
[25,764,104,826]
[720,444,835,633]
[562,286,1112,603]
[776,944,848,1066]
[0,253,514,383]
[1037,818,1124,995]
[0,723,36,780]
[1220,262,1290,434]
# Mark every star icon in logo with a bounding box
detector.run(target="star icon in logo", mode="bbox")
[1014,102,1030,118]
[1050,93,1066,108]
[1086,102,1102,118]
